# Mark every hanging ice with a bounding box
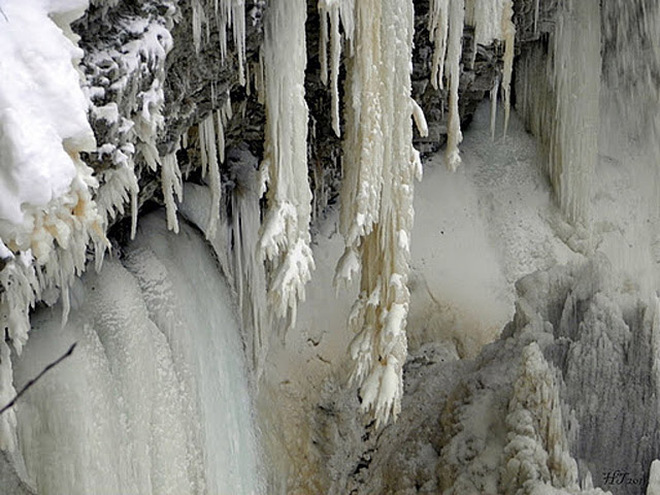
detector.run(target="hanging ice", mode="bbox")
[515,0,600,226]
[429,0,516,168]
[318,0,355,137]
[258,0,315,325]
[336,0,423,426]
[191,0,247,86]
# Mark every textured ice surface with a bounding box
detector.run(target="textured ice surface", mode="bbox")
[11,213,263,495]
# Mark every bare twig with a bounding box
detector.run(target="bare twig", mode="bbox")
[0,7,8,22]
[0,343,77,416]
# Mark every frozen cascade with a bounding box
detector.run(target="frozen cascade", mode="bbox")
[515,0,600,227]
[9,213,264,495]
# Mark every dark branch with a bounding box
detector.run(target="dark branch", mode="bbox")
[0,343,77,416]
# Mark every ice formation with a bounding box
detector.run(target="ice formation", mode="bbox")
[516,0,600,226]
[429,0,516,169]
[11,214,263,495]
[191,0,247,85]
[318,0,354,137]
[7,0,660,493]
[258,0,315,325]
[333,0,424,426]
[198,111,223,239]
[502,343,584,494]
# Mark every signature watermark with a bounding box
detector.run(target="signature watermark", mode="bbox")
[602,470,647,487]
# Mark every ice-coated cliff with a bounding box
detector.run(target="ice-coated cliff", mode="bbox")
[2,0,660,494]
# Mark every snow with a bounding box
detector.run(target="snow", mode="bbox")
[0,0,95,224]
[0,0,109,450]
[408,101,580,358]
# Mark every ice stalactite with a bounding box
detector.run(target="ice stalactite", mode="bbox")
[516,0,600,227]
[229,149,270,377]
[500,0,515,137]
[318,0,355,137]
[87,10,176,252]
[444,0,465,170]
[191,0,247,86]
[161,151,184,234]
[429,0,516,167]
[335,0,423,426]
[198,112,223,239]
[428,0,449,91]
[258,0,315,325]
[428,0,464,170]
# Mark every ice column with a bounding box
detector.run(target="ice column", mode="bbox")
[516,0,600,226]
[336,0,423,426]
[258,0,315,325]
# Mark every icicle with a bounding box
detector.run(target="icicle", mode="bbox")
[328,6,342,136]
[232,0,247,86]
[534,0,540,35]
[501,0,515,138]
[192,0,204,53]
[428,0,449,90]
[161,152,183,234]
[230,150,269,377]
[224,92,233,120]
[445,0,465,171]
[319,0,346,137]
[217,113,226,164]
[412,98,429,137]
[191,1,246,85]
[199,114,222,239]
[319,3,329,85]
[337,0,420,427]
[259,0,315,324]
[490,74,500,140]
[432,0,518,159]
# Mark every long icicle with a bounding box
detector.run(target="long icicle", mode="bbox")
[336,0,423,427]
[258,0,315,325]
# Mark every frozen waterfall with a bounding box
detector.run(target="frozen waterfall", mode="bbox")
[7,213,263,495]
